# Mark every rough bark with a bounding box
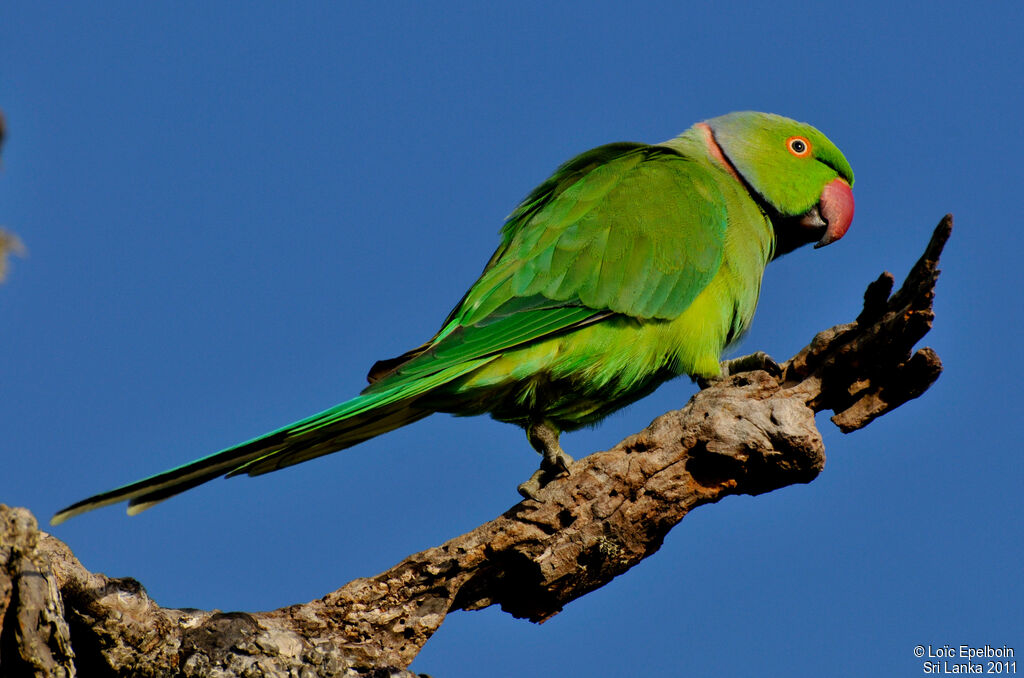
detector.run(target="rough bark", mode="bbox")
[0,216,950,677]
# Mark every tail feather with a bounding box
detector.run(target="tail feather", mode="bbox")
[51,355,496,524]
[230,405,429,477]
[122,402,428,516]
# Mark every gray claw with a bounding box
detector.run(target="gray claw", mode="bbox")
[722,350,782,378]
[699,351,782,389]
[517,470,546,500]
[519,420,574,499]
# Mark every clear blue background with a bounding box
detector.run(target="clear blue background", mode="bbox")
[3,3,1021,676]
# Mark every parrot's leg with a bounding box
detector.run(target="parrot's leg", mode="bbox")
[517,420,574,500]
[698,351,782,389]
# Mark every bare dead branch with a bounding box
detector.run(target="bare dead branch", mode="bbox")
[1,216,950,677]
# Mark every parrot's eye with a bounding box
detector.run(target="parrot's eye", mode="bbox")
[787,136,811,157]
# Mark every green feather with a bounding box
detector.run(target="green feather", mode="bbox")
[53,111,854,523]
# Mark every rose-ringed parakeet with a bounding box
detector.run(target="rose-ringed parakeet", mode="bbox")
[53,111,854,524]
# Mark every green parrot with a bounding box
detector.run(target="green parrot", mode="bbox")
[52,111,854,524]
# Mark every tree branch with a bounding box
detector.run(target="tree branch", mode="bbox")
[1,216,950,677]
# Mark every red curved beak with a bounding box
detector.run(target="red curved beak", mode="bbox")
[814,177,855,248]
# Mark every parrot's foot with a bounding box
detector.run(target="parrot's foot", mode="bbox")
[698,351,782,389]
[723,350,782,378]
[518,421,574,500]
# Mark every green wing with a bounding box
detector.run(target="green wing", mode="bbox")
[461,144,726,323]
[369,143,729,388]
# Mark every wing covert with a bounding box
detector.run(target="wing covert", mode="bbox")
[368,143,729,390]
[457,146,728,325]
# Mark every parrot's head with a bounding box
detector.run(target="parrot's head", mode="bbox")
[703,111,854,257]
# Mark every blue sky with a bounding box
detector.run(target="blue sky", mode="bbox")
[2,3,1021,676]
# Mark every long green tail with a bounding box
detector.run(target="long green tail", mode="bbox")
[51,356,496,524]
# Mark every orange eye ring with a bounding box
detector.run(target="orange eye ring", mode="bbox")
[787,136,812,157]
